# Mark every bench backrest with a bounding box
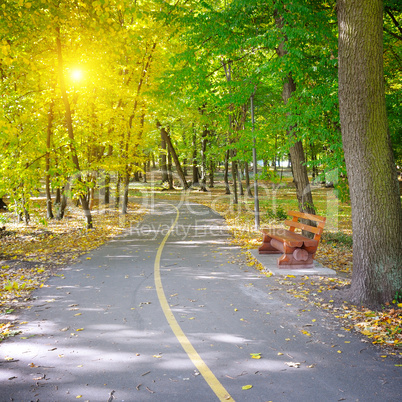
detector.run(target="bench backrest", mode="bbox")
[285,210,326,243]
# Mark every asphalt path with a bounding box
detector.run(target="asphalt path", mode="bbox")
[1,201,400,401]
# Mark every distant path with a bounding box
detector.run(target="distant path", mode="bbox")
[0,201,400,401]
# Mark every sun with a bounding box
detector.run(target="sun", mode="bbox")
[71,69,83,81]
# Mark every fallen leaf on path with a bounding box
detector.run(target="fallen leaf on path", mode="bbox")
[285,362,301,368]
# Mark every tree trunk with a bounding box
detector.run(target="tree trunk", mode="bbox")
[230,149,238,204]
[143,162,147,183]
[200,130,208,191]
[237,161,244,196]
[0,197,7,211]
[45,98,54,219]
[122,172,130,214]
[160,137,168,183]
[167,148,174,189]
[283,75,316,216]
[158,123,189,189]
[209,160,214,188]
[192,130,199,186]
[115,173,121,210]
[245,162,253,197]
[289,138,316,215]
[338,0,402,306]
[104,173,110,205]
[56,28,92,228]
[56,184,67,220]
[224,149,231,194]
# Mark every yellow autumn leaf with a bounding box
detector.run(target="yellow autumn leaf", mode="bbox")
[76,328,84,331]
[242,385,253,390]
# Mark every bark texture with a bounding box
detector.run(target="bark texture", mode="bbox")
[338,0,402,306]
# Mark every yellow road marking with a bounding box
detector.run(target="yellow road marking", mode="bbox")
[154,204,234,402]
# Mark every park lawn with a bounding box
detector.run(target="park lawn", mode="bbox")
[0,179,401,355]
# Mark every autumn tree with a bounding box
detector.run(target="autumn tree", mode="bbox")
[337,0,402,306]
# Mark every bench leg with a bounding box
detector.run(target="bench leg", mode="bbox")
[258,234,282,254]
[258,242,281,254]
[277,250,314,268]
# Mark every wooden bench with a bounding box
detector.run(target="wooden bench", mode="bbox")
[258,210,326,268]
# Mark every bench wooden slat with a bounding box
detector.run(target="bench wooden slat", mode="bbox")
[284,220,322,235]
[261,228,318,248]
[288,210,327,223]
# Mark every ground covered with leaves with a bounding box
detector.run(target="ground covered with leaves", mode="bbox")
[0,200,145,342]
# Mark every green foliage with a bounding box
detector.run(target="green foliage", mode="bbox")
[0,214,9,225]
[393,289,402,304]
[266,206,288,221]
[323,231,353,247]
[259,169,281,183]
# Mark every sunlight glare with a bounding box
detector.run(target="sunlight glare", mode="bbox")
[71,69,83,81]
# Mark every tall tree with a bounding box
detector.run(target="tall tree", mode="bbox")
[337,0,402,306]
[274,4,316,216]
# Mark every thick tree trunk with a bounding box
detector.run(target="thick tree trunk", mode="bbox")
[338,0,402,306]
[158,123,189,189]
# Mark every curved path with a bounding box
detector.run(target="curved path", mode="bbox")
[1,201,400,401]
